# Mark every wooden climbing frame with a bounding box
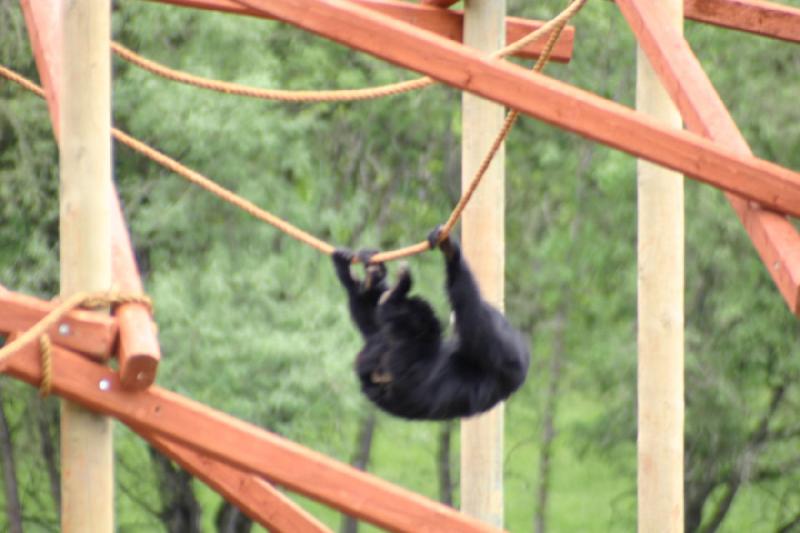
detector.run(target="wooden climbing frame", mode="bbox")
[2,0,799,531]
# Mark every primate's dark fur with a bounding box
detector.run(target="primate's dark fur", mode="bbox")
[332,229,530,420]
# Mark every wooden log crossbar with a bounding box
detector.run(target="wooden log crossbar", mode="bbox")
[1,342,504,533]
[151,0,575,62]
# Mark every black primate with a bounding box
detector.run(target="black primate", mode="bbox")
[332,228,530,420]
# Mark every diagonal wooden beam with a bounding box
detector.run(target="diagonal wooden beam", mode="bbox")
[617,0,800,314]
[134,426,332,533]
[685,0,800,43]
[20,0,161,389]
[0,291,117,359]
[2,343,504,533]
[219,0,800,218]
[19,0,61,137]
[150,0,574,62]
[421,0,459,7]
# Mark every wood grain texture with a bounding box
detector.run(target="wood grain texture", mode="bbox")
[618,0,800,314]
[459,0,506,527]
[421,0,460,7]
[59,2,114,530]
[685,0,800,43]
[635,1,684,531]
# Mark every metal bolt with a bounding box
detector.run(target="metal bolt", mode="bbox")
[98,379,111,392]
[58,323,71,336]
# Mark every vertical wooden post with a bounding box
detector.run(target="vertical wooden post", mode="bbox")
[59,1,114,531]
[460,0,506,527]
[636,0,684,531]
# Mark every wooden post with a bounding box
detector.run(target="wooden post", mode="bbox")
[460,0,506,527]
[636,0,684,531]
[59,1,114,531]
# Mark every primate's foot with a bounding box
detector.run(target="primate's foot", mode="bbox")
[379,263,412,305]
[356,249,386,290]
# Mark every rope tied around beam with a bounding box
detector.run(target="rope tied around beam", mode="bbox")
[0,292,153,394]
[1,0,586,264]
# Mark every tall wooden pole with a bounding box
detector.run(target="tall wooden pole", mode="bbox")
[460,0,506,527]
[636,0,684,531]
[59,1,114,531]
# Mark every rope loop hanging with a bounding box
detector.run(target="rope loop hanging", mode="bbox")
[110,0,586,105]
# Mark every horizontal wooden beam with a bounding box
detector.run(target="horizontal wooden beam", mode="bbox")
[150,0,574,62]
[618,0,800,315]
[3,344,503,533]
[226,0,800,218]
[0,291,117,359]
[136,427,332,532]
[685,0,800,43]
[21,0,162,388]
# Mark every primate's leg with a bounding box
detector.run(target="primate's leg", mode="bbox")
[358,249,387,292]
[332,248,358,292]
[378,263,412,306]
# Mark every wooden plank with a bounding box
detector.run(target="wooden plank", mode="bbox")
[111,194,161,390]
[150,0,574,61]
[21,0,163,383]
[2,344,504,533]
[618,0,800,314]
[19,0,62,137]
[459,0,506,526]
[685,0,800,43]
[0,291,117,359]
[635,1,684,531]
[59,1,115,531]
[421,0,460,7]
[134,428,332,533]
[222,0,800,218]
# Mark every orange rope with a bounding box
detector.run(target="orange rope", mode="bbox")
[112,42,435,102]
